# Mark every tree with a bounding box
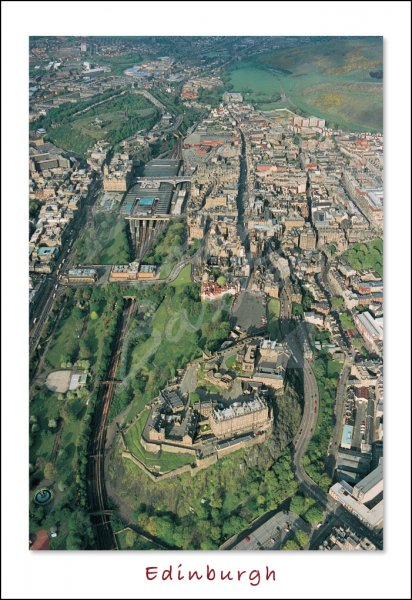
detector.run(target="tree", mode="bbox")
[289,494,306,515]
[282,538,300,550]
[295,530,310,548]
[44,462,56,481]
[303,505,324,527]
[331,296,343,309]
[79,340,91,360]
[125,529,138,548]
[66,533,83,550]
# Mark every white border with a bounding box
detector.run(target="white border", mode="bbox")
[2,2,411,599]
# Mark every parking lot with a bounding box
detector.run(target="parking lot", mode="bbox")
[231,291,266,334]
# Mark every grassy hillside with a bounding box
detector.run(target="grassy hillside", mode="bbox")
[228,38,383,132]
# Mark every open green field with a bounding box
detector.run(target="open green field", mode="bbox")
[75,210,131,265]
[45,308,86,370]
[47,93,160,155]
[227,38,383,132]
[85,52,143,75]
[170,263,192,287]
[266,298,282,341]
[125,409,195,472]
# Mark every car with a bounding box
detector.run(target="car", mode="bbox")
[244,536,251,542]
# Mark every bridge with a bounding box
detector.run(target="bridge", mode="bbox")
[137,176,192,186]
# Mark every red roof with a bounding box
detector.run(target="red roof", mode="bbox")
[31,530,50,551]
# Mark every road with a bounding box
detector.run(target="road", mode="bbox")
[87,298,136,550]
[280,305,332,510]
[278,288,384,544]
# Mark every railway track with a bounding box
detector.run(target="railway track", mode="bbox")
[87,298,136,549]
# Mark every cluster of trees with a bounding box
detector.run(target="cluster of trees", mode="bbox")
[31,280,179,549]
[197,86,225,108]
[292,302,304,318]
[150,88,181,116]
[105,109,159,146]
[30,490,95,550]
[37,91,160,155]
[282,530,310,550]
[343,239,383,277]
[29,199,42,222]
[143,221,186,267]
[29,384,96,548]
[125,449,298,550]
[302,288,315,312]
[30,286,131,549]
[181,106,207,132]
[270,376,303,454]
[30,89,118,131]
[302,353,342,491]
[289,493,324,526]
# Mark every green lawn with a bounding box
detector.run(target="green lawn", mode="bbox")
[171,264,192,287]
[229,65,282,96]
[158,263,173,279]
[87,52,143,75]
[268,298,281,318]
[125,410,195,472]
[45,311,85,369]
[224,354,237,370]
[75,211,131,265]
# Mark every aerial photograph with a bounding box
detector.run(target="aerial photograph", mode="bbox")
[28,35,384,551]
